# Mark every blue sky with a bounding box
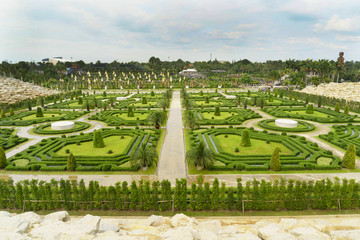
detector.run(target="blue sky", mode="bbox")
[1,0,359,63]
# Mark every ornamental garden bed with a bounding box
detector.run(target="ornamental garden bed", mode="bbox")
[262,107,357,123]
[0,111,87,126]
[232,92,304,107]
[187,109,261,125]
[257,119,316,132]
[89,110,165,126]
[32,122,91,135]
[0,128,27,150]
[6,128,162,172]
[186,128,341,172]
[319,124,360,157]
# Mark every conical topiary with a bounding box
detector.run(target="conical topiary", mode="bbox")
[36,107,44,117]
[67,153,76,171]
[240,129,251,147]
[270,147,281,171]
[214,106,221,116]
[93,130,105,148]
[0,147,6,169]
[342,144,356,169]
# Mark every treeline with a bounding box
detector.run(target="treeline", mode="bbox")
[0,177,358,212]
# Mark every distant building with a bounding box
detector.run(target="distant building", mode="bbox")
[41,57,72,65]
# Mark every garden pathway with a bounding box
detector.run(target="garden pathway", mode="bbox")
[156,91,187,183]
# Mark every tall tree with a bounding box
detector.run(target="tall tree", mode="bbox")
[67,153,76,171]
[186,141,215,170]
[0,146,6,168]
[130,143,157,170]
[270,147,281,171]
[342,144,356,169]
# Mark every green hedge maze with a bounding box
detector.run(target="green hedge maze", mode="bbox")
[6,128,162,172]
[189,128,341,171]
[0,128,27,150]
[188,109,261,125]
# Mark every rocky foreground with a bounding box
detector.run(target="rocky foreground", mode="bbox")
[0,77,59,104]
[299,82,360,102]
[1,211,360,239]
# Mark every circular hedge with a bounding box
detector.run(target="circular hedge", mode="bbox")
[258,119,315,132]
[33,121,91,135]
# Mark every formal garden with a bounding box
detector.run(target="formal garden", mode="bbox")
[0,108,87,126]
[257,119,316,132]
[32,121,91,135]
[5,128,163,172]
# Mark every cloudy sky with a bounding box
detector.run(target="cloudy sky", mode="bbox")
[1,0,360,63]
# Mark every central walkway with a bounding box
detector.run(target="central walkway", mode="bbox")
[157,91,186,183]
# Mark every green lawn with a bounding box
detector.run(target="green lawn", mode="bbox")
[132,101,158,107]
[68,102,83,108]
[22,113,62,120]
[113,112,149,120]
[195,101,220,106]
[201,112,236,120]
[214,134,292,155]
[289,110,330,118]
[56,136,133,156]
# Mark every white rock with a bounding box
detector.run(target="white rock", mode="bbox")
[279,218,298,230]
[197,220,222,233]
[74,214,101,235]
[329,230,360,240]
[231,232,261,240]
[99,220,120,233]
[171,213,198,227]
[146,215,169,227]
[198,230,219,240]
[266,232,297,240]
[163,227,197,240]
[30,220,66,240]
[94,231,122,240]
[0,230,31,240]
[298,233,330,240]
[0,216,30,234]
[219,225,239,238]
[16,212,41,227]
[258,223,284,239]
[0,211,12,218]
[44,211,70,222]
[290,226,330,240]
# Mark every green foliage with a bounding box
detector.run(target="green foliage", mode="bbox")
[67,153,76,171]
[9,108,14,116]
[78,97,83,105]
[214,106,221,116]
[199,90,203,96]
[141,97,147,104]
[0,147,6,168]
[93,130,105,148]
[240,129,251,147]
[270,147,281,171]
[0,110,5,119]
[335,102,340,112]
[342,144,356,169]
[186,141,215,170]
[205,96,209,103]
[184,110,199,130]
[130,143,157,168]
[36,107,44,117]
[150,91,155,97]
[306,104,314,114]
[317,96,322,107]
[127,106,134,117]
[344,104,349,114]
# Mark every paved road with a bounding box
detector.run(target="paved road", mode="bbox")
[156,91,186,183]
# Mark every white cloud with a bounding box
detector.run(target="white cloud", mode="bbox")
[207,30,247,40]
[336,35,360,42]
[315,15,360,32]
[236,23,257,29]
[288,37,347,49]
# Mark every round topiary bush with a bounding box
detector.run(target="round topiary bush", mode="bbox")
[235,147,239,152]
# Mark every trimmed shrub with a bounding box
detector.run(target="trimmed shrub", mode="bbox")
[214,106,220,116]
[240,129,251,147]
[67,153,76,171]
[93,130,105,148]
[342,144,356,169]
[0,147,6,168]
[270,147,281,171]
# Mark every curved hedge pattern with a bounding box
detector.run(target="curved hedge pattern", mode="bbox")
[189,128,341,171]
[188,109,261,125]
[0,110,87,126]
[33,122,91,135]
[0,128,27,150]
[258,119,316,132]
[6,128,162,172]
[319,124,360,157]
[262,107,357,123]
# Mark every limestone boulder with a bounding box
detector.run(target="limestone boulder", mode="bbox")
[163,226,198,240]
[329,230,360,240]
[16,212,41,227]
[196,220,222,233]
[258,223,284,239]
[171,213,198,227]
[146,215,170,227]
[43,211,70,222]
[0,215,30,234]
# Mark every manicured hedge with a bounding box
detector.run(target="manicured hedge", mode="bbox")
[6,128,162,172]
[188,128,342,171]
[0,177,358,212]
[262,107,357,123]
[0,110,87,126]
[0,128,27,150]
[33,122,91,135]
[187,109,261,125]
[258,119,316,132]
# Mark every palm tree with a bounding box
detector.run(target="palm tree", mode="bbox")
[186,141,215,170]
[182,98,193,110]
[148,111,167,129]
[184,110,199,130]
[163,89,173,100]
[131,143,157,170]
[159,99,170,110]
